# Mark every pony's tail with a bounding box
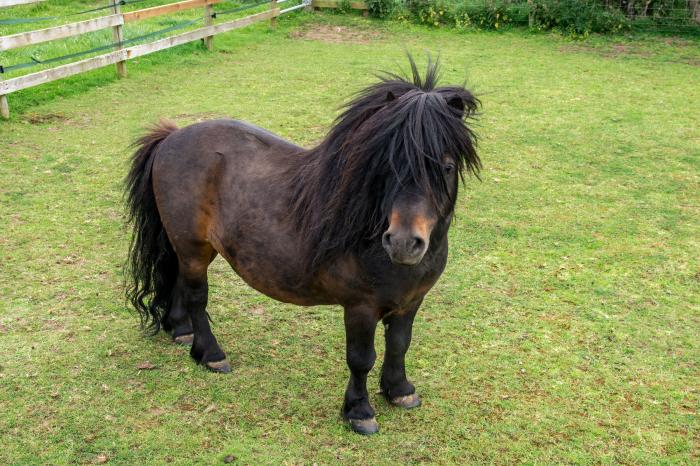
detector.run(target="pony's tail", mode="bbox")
[124,120,179,334]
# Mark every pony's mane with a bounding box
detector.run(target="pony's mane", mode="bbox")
[288,56,480,271]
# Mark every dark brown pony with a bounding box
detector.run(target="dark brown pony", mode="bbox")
[125,57,480,435]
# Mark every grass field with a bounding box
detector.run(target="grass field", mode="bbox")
[1,10,699,465]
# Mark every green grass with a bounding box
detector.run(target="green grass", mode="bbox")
[1,11,699,465]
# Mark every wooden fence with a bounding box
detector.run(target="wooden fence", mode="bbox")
[0,0,308,118]
[311,0,367,13]
[0,0,45,7]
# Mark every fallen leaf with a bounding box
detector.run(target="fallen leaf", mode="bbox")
[248,306,265,316]
[137,362,156,370]
[203,404,217,414]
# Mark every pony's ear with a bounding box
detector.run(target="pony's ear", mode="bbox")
[386,91,396,102]
[446,91,479,118]
[446,95,465,115]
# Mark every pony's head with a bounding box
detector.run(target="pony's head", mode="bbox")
[292,55,480,269]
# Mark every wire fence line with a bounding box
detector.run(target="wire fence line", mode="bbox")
[609,0,699,19]
[609,0,688,26]
[0,0,149,25]
[593,0,699,29]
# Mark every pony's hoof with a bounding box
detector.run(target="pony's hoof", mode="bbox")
[173,333,194,345]
[348,417,379,435]
[205,359,231,373]
[390,393,421,409]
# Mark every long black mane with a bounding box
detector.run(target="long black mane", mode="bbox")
[289,56,480,271]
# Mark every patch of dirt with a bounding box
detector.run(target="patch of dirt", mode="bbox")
[5,141,42,152]
[57,254,85,266]
[22,112,69,125]
[42,319,65,331]
[611,44,635,54]
[136,361,157,370]
[289,25,383,44]
[663,36,692,47]
[246,305,266,317]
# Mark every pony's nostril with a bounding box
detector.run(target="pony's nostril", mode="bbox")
[412,236,425,252]
[382,232,392,249]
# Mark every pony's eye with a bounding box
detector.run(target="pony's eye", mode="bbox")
[444,163,456,174]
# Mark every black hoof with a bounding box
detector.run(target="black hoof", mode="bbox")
[205,359,231,373]
[173,333,194,345]
[348,417,379,435]
[390,393,421,409]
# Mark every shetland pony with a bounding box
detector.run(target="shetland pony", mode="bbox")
[125,57,480,434]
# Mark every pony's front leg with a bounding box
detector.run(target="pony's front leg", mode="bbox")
[342,305,379,435]
[380,299,422,409]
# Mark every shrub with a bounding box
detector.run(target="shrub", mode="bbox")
[405,0,450,26]
[370,0,640,35]
[531,0,629,35]
[453,1,529,30]
[404,0,529,30]
[367,0,398,18]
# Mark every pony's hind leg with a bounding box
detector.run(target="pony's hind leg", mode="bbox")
[163,292,194,345]
[164,251,218,345]
[176,244,230,373]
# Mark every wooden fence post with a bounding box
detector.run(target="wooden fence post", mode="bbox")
[0,93,9,120]
[112,0,127,77]
[528,0,534,28]
[203,2,214,50]
[270,0,277,27]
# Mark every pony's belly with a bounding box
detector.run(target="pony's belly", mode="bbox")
[218,246,333,307]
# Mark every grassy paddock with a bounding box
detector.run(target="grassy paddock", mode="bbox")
[1,12,699,465]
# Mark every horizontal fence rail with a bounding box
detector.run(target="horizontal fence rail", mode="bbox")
[0,0,307,118]
[311,0,367,10]
[0,15,124,50]
[121,0,222,22]
[0,0,45,7]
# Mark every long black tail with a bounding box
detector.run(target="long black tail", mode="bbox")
[124,120,179,334]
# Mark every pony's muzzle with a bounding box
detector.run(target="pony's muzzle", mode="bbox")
[382,230,428,265]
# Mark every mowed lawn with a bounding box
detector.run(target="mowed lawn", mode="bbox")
[1,12,699,465]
